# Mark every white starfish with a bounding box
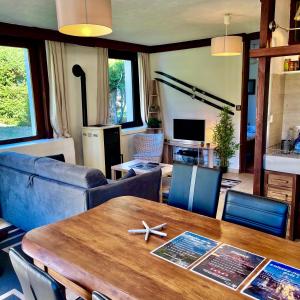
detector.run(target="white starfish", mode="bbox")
[128,221,167,241]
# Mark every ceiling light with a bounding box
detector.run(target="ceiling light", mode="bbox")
[211,14,243,57]
[295,6,300,21]
[55,0,112,37]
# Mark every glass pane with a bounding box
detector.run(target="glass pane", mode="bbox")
[0,46,37,141]
[108,58,134,124]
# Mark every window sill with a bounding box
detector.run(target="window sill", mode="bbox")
[121,125,147,136]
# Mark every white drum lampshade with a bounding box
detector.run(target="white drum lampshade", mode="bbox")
[55,0,112,37]
[211,36,243,56]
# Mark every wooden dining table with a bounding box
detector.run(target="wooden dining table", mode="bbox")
[22,196,300,300]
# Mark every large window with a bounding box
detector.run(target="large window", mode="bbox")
[0,39,51,145]
[0,46,36,141]
[108,50,142,128]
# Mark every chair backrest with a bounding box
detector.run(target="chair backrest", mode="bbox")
[9,247,65,300]
[222,190,288,238]
[92,291,111,300]
[133,133,164,155]
[168,163,222,217]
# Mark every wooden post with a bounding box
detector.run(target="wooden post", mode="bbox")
[253,0,275,195]
[239,36,250,173]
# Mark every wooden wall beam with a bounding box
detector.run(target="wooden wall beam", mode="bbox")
[250,43,300,58]
[253,0,275,195]
[0,22,260,54]
[0,22,149,53]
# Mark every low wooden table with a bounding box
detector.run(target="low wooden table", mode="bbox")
[22,196,300,300]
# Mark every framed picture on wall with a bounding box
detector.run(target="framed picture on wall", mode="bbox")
[248,79,256,95]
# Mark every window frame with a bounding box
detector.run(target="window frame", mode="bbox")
[0,37,52,145]
[108,49,143,129]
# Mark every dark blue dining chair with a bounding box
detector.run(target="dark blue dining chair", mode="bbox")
[168,163,222,218]
[9,247,66,300]
[92,291,111,300]
[222,190,289,238]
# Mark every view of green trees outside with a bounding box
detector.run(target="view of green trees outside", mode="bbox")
[108,58,132,124]
[0,46,36,141]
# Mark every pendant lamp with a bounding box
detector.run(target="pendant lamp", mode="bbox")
[55,0,112,37]
[211,14,242,56]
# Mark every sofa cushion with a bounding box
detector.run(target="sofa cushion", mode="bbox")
[118,169,136,181]
[34,158,107,189]
[0,152,39,174]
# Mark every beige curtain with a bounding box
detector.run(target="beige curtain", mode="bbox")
[96,48,109,125]
[46,40,71,138]
[138,52,152,123]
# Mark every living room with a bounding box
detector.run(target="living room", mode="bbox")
[1,1,300,300]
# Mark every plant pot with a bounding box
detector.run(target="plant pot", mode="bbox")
[219,166,228,174]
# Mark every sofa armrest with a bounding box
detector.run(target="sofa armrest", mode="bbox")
[87,169,162,209]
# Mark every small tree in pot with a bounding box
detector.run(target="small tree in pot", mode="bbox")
[213,106,239,173]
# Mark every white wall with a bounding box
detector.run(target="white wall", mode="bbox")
[64,44,145,164]
[248,58,258,127]
[0,138,76,164]
[150,47,242,170]
[64,44,99,164]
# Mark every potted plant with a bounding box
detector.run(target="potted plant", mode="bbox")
[213,106,239,173]
[147,117,161,129]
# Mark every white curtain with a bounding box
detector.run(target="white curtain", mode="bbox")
[138,52,152,123]
[96,48,109,125]
[46,40,71,138]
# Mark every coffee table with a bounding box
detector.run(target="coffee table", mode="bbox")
[111,160,173,202]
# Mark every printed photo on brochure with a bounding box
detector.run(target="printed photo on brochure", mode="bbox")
[151,231,219,269]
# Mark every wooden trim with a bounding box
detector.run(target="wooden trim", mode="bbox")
[253,0,275,195]
[0,36,52,145]
[0,22,149,53]
[239,38,250,173]
[0,22,260,54]
[250,44,300,58]
[148,33,259,53]
[253,56,271,195]
[148,38,212,53]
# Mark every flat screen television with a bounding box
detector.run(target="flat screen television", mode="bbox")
[173,119,205,142]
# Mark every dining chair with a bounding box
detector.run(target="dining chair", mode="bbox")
[9,247,67,300]
[168,163,222,217]
[222,190,289,238]
[92,291,111,300]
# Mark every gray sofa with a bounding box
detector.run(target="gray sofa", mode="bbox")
[0,152,161,231]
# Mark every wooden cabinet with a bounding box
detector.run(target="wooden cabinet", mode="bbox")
[264,170,300,240]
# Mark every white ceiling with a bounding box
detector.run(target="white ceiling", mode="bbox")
[0,0,261,46]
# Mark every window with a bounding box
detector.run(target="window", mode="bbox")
[0,39,51,145]
[108,50,142,128]
[0,46,37,141]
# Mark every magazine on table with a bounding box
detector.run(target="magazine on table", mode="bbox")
[191,244,265,290]
[242,260,300,300]
[151,231,219,269]
[130,162,160,170]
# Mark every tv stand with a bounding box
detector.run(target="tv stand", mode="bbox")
[163,140,215,168]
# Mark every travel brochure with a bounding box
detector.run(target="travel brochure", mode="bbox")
[191,244,265,290]
[151,231,219,269]
[242,260,300,300]
[151,232,300,298]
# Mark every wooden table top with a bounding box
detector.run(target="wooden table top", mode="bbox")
[22,196,300,300]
